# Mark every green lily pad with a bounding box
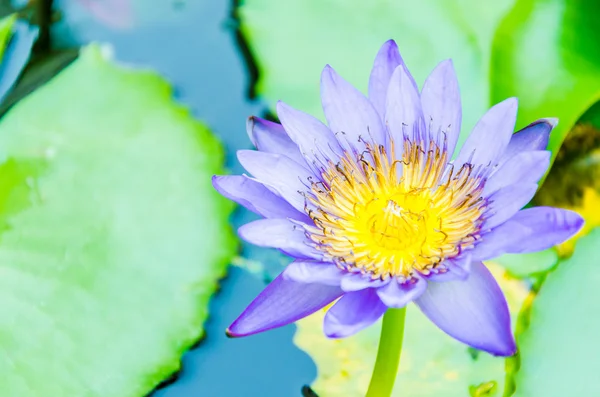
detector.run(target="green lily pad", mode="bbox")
[238,0,514,149]
[294,264,528,397]
[512,228,600,396]
[0,14,16,57]
[0,44,236,395]
[491,0,600,160]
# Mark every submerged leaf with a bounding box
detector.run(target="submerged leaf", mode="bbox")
[0,44,236,395]
[294,264,527,397]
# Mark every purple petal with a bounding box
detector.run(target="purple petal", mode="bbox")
[484,150,550,195]
[247,116,305,165]
[484,183,538,229]
[368,40,404,118]
[471,220,533,261]
[323,289,387,338]
[500,118,556,164]
[321,65,386,150]
[212,175,309,222]
[376,277,427,308]
[276,101,342,170]
[340,272,390,292]
[415,261,516,356]
[455,98,518,168]
[227,273,343,337]
[237,150,313,212]
[385,64,425,154]
[420,59,462,156]
[505,207,584,253]
[283,260,344,286]
[238,219,321,260]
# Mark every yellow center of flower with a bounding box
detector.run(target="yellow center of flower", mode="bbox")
[305,139,486,279]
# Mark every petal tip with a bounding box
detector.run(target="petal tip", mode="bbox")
[542,117,558,128]
[489,337,518,357]
[211,174,224,191]
[235,149,253,164]
[225,327,237,338]
[236,221,255,242]
[275,100,287,115]
[380,39,400,57]
[505,96,519,109]
[324,332,344,339]
[573,212,585,232]
[320,64,336,83]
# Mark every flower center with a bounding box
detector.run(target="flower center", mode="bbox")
[305,138,486,279]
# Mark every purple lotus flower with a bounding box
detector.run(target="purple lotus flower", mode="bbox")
[213,40,584,356]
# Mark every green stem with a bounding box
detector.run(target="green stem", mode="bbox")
[365,307,407,397]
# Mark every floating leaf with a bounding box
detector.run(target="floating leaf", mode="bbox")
[491,0,600,160]
[513,229,600,396]
[239,0,514,148]
[294,264,527,397]
[0,44,236,395]
[0,14,16,55]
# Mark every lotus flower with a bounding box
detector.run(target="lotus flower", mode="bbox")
[213,40,583,356]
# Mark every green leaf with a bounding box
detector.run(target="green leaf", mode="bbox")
[295,264,528,397]
[238,0,514,149]
[0,14,16,58]
[491,0,600,160]
[0,44,236,396]
[513,228,600,396]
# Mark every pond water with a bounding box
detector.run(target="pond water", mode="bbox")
[50,0,317,395]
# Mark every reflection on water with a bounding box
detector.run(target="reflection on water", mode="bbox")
[51,0,316,395]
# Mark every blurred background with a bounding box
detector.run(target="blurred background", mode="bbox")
[0,0,598,396]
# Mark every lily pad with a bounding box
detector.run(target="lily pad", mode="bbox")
[513,228,600,396]
[238,0,514,149]
[0,44,236,395]
[294,263,528,397]
[491,0,600,160]
[0,14,16,54]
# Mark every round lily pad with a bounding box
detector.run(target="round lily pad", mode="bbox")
[0,45,236,396]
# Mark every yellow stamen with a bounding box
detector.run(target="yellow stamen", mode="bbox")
[304,138,486,279]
